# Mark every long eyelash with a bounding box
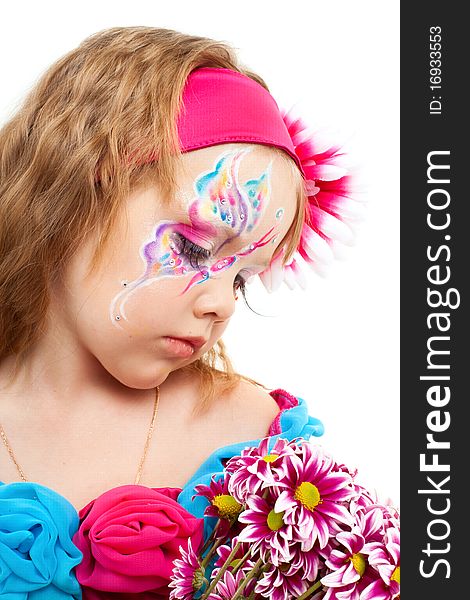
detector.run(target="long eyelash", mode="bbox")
[172,233,248,300]
[233,274,247,293]
[173,233,211,269]
[234,274,267,316]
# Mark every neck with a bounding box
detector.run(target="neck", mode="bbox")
[0,320,183,421]
[0,292,197,422]
[1,324,119,405]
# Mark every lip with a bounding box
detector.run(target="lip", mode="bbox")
[162,336,207,358]
[173,336,207,349]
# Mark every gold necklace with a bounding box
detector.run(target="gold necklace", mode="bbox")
[0,386,160,486]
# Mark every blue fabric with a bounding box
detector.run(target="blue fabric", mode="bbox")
[177,395,324,541]
[0,482,83,599]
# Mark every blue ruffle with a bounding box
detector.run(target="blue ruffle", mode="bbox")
[178,395,323,541]
[0,482,83,599]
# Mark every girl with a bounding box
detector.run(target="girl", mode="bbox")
[0,27,358,598]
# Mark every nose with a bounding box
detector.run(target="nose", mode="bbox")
[192,272,237,322]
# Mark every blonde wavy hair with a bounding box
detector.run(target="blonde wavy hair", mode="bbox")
[0,26,307,414]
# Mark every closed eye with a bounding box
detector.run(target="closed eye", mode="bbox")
[172,233,212,269]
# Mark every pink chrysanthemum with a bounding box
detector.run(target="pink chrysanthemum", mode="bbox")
[206,567,257,600]
[316,503,388,599]
[193,471,244,538]
[320,531,377,600]
[333,461,359,480]
[354,503,400,544]
[273,443,355,550]
[349,483,379,517]
[255,559,313,600]
[225,437,294,504]
[169,537,206,600]
[236,486,294,564]
[319,577,376,600]
[212,535,256,571]
[270,537,323,582]
[361,527,400,600]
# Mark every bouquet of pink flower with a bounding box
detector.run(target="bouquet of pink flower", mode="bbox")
[169,437,400,600]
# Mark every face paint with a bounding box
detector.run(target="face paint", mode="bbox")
[109,223,200,323]
[110,148,279,325]
[179,226,278,294]
[189,147,270,241]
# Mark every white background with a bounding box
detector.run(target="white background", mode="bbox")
[0,2,400,504]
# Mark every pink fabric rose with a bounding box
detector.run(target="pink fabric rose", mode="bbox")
[73,484,204,598]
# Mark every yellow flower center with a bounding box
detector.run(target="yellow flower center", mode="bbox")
[391,566,400,584]
[192,567,206,591]
[294,482,321,511]
[267,509,285,531]
[212,494,242,521]
[350,553,367,577]
[263,453,279,463]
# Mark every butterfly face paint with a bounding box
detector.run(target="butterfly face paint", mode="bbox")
[110,147,283,325]
[179,226,279,294]
[189,147,268,237]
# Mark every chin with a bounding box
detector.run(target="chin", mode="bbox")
[102,358,173,390]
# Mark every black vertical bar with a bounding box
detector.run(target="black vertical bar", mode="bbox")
[401,5,466,598]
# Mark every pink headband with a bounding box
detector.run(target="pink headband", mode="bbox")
[178,68,363,290]
[177,68,304,176]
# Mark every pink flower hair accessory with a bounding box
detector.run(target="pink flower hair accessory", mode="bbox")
[259,107,366,292]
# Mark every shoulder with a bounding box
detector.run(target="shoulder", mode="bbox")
[221,378,281,441]
[222,382,324,442]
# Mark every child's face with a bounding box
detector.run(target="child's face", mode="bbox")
[57,144,299,388]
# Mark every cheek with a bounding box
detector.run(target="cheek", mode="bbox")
[114,277,189,333]
[109,225,211,322]
[67,261,187,343]
[212,319,229,340]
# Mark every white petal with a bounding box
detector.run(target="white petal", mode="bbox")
[291,260,308,290]
[329,240,351,261]
[304,258,330,278]
[306,163,348,181]
[310,206,355,245]
[258,267,272,293]
[329,197,367,221]
[320,153,352,169]
[270,260,285,292]
[283,264,297,290]
[306,126,348,155]
[301,226,335,265]
[269,248,286,292]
